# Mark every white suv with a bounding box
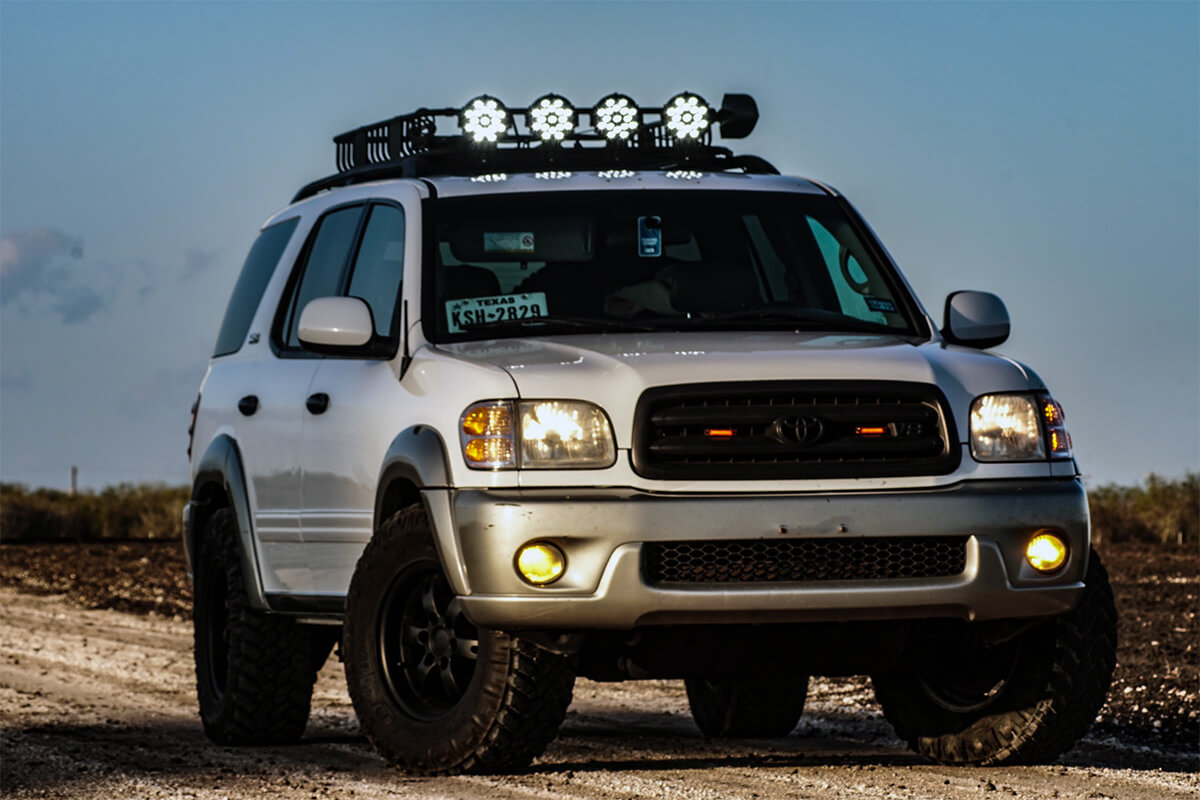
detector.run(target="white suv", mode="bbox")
[184,93,1116,774]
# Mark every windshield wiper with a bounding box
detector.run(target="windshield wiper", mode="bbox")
[459,315,657,333]
[686,307,901,335]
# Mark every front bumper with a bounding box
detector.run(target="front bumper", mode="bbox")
[436,478,1089,630]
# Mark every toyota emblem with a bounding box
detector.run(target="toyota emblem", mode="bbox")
[773,415,825,446]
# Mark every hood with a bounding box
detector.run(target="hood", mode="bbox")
[437,331,1035,448]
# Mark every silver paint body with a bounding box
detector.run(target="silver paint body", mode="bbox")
[188,172,1088,627]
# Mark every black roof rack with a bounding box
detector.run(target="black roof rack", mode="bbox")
[292,93,778,202]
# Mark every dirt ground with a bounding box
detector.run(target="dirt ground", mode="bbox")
[0,540,1196,798]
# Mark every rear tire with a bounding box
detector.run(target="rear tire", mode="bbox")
[872,548,1117,765]
[193,508,319,744]
[343,506,575,775]
[686,667,809,738]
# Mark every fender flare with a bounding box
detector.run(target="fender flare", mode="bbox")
[189,435,270,610]
[374,425,471,594]
[374,425,452,524]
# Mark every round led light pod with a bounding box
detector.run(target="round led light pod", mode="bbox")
[664,92,711,142]
[460,95,509,143]
[1026,531,1068,573]
[529,94,575,142]
[593,93,640,141]
[515,542,566,586]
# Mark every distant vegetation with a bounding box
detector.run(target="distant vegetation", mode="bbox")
[0,475,1196,544]
[1088,473,1198,545]
[1,483,188,542]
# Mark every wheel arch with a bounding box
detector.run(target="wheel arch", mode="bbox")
[374,425,470,594]
[188,434,271,609]
[374,425,451,524]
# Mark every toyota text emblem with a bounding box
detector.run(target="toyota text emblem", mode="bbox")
[773,415,824,446]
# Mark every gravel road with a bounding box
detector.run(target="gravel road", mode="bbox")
[1,587,1195,800]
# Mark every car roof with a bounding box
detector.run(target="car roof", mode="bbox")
[423,170,828,198]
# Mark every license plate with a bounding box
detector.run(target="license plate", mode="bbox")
[445,292,548,333]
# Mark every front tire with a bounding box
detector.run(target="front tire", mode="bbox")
[343,506,575,775]
[872,548,1117,765]
[193,508,319,744]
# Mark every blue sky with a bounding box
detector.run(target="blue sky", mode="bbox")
[1,1,1197,489]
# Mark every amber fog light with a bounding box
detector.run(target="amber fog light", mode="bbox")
[1026,531,1068,573]
[515,542,566,586]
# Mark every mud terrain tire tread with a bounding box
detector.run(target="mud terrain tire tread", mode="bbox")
[686,671,810,738]
[873,548,1118,765]
[344,506,575,775]
[194,508,318,745]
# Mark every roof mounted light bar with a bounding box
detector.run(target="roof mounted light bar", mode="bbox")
[294,92,774,201]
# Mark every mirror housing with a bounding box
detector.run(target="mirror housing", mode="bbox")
[942,290,1010,349]
[298,296,379,353]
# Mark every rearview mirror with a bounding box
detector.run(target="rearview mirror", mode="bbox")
[942,291,1010,349]
[298,296,374,350]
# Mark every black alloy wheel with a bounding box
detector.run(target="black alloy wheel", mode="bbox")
[343,505,576,775]
[915,633,1024,714]
[379,563,481,720]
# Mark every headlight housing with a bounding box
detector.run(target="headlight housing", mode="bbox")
[460,400,616,469]
[969,393,1073,462]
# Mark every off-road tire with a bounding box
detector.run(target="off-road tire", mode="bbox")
[872,548,1118,765]
[685,669,809,738]
[193,508,319,745]
[343,506,576,775]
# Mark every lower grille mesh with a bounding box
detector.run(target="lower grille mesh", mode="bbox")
[643,537,968,584]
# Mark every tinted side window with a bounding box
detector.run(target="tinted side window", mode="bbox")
[281,205,364,349]
[213,218,299,357]
[346,205,406,337]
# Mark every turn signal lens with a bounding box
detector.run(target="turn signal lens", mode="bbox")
[515,542,566,585]
[1026,532,1068,573]
[464,437,513,466]
[462,404,512,436]
[460,401,516,469]
[1038,395,1073,459]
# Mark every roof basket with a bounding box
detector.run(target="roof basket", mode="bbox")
[293,92,778,202]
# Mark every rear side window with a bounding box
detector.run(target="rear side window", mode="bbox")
[213,218,299,357]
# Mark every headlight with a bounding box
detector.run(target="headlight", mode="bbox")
[969,393,1073,462]
[460,400,616,469]
[519,400,615,468]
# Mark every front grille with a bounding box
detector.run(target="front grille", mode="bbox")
[643,536,968,585]
[631,381,959,479]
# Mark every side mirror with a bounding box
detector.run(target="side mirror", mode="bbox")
[298,296,374,350]
[942,290,1010,348]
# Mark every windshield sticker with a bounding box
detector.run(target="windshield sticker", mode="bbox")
[865,297,897,314]
[637,216,662,258]
[483,232,535,254]
[446,292,548,333]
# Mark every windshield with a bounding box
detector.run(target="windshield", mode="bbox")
[424,189,923,342]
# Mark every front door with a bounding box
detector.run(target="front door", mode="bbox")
[299,202,410,596]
